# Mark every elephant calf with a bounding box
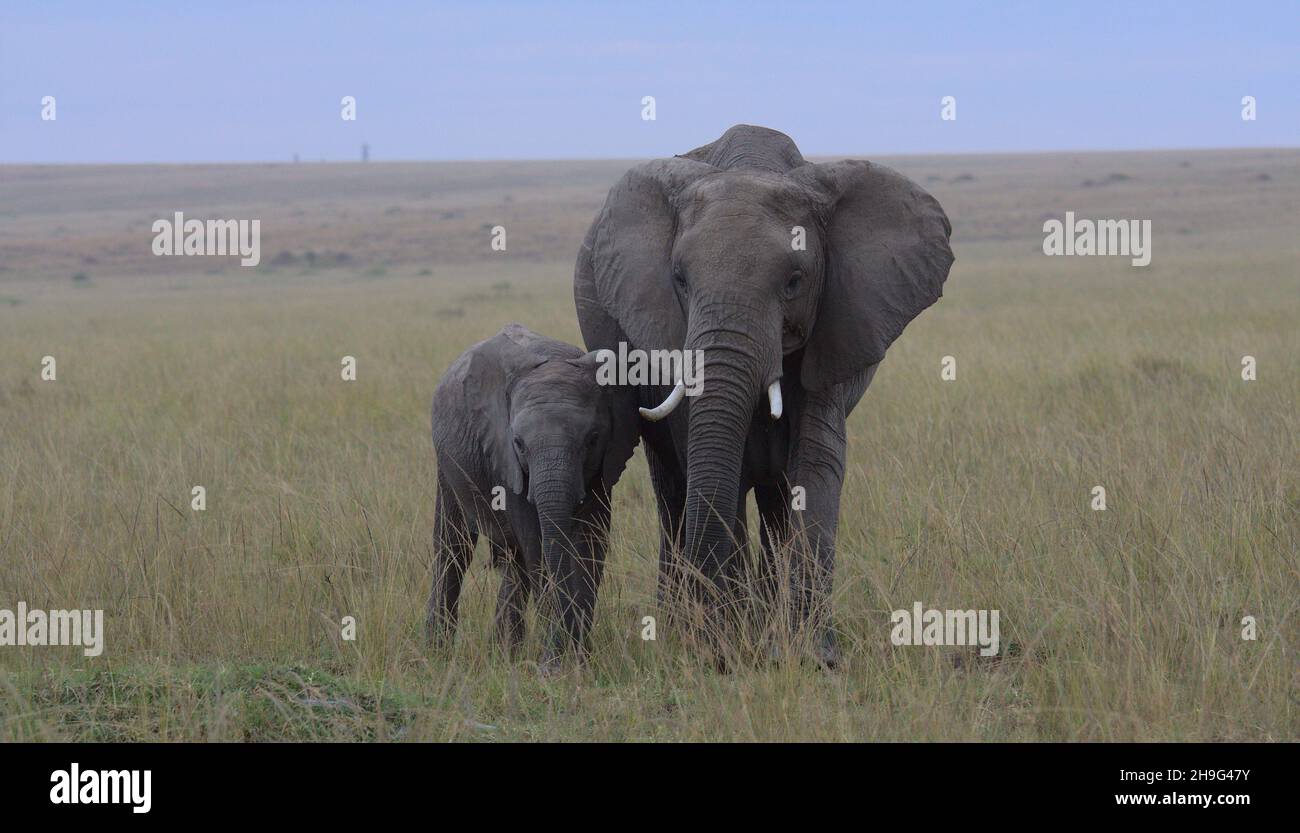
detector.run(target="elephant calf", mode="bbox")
[427,323,638,669]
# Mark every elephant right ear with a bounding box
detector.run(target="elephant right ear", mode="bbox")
[588,158,714,351]
[460,331,544,496]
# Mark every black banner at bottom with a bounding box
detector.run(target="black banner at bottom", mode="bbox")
[3,742,1284,819]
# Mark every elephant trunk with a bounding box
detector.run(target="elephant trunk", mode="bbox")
[530,459,583,648]
[683,379,749,580]
[681,309,778,611]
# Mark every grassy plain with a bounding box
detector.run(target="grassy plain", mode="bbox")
[1,148,1296,740]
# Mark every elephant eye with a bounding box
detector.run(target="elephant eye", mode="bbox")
[784,270,803,300]
[513,436,526,455]
[587,430,600,448]
[672,265,687,288]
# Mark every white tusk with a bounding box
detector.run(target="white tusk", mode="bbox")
[767,380,783,420]
[640,380,687,421]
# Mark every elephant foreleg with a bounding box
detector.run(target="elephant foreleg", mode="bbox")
[540,486,612,670]
[571,486,613,656]
[719,482,752,640]
[788,390,849,668]
[753,481,792,627]
[644,440,687,615]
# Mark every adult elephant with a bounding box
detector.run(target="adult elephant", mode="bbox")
[574,125,954,666]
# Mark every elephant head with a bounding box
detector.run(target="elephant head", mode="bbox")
[462,324,638,650]
[585,125,954,593]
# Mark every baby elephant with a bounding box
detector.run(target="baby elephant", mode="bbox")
[427,323,638,669]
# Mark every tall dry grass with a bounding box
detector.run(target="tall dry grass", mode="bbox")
[1,152,1296,740]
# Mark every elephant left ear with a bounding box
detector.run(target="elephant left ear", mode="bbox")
[601,382,641,489]
[794,160,955,391]
[569,352,640,489]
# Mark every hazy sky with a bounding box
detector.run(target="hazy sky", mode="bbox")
[2,1,1296,163]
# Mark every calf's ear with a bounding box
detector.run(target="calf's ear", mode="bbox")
[461,331,547,496]
[601,381,641,489]
[568,352,640,490]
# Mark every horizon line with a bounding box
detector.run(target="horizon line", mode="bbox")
[4,144,1297,168]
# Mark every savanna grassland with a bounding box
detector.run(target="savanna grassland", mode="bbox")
[1,148,1296,741]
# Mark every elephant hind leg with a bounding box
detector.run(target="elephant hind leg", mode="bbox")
[426,470,477,649]
[493,546,530,658]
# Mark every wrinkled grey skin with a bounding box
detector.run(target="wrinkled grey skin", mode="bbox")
[574,125,954,666]
[427,323,638,669]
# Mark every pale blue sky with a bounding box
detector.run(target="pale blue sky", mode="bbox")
[2,1,1296,162]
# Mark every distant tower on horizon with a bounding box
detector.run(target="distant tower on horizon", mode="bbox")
[362,143,370,162]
